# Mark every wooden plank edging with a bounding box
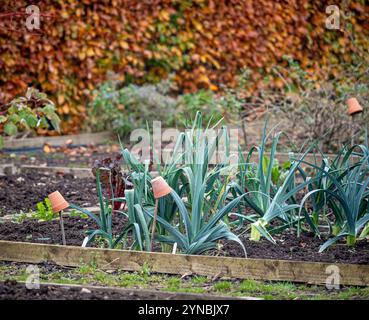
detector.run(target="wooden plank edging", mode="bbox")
[3,132,112,149]
[0,240,368,286]
[19,165,93,178]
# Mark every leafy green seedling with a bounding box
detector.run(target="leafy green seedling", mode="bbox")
[33,198,55,221]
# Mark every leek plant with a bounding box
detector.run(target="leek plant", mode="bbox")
[70,169,120,248]
[230,122,316,243]
[119,132,188,250]
[117,189,152,251]
[296,145,366,235]
[142,112,246,255]
[71,169,152,250]
[144,189,247,255]
[299,148,369,251]
[152,131,188,230]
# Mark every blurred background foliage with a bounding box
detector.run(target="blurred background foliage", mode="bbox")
[0,0,368,136]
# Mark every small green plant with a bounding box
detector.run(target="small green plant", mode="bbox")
[32,198,55,221]
[0,88,60,148]
[11,212,28,224]
[69,209,88,219]
[139,262,151,279]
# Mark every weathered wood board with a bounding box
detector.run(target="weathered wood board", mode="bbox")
[3,132,111,149]
[19,165,93,178]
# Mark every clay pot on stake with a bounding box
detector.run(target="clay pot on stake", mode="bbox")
[150,176,172,249]
[347,98,363,145]
[48,191,69,245]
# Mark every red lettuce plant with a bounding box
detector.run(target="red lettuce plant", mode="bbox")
[92,155,132,211]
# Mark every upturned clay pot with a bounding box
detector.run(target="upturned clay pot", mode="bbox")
[151,176,172,199]
[48,191,69,213]
[347,98,363,116]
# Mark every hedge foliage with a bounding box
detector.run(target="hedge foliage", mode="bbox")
[1,0,368,133]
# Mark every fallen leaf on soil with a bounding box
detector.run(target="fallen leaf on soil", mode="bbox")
[43,144,52,153]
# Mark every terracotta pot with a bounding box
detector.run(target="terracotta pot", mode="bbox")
[151,176,172,199]
[347,98,363,116]
[48,191,69,213]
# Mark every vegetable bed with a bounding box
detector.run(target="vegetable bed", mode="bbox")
[0,216,368,265]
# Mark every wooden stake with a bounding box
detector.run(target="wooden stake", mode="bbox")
[172,242,177,254]
[150,199,159,250]
[59,212,66,246]
[351,116,355,146]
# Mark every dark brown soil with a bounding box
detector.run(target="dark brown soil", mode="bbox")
[0,173,98,216]
[1,216,369,264]
[220,231,369,265]
[0,216,124,246]
[0,280,168,300]
[0,261,73,275]
[0,152,91,168]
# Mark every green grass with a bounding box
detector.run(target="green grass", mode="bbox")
[93,271,116,286]
[239,279,260,292]
[165,277,181,291]
[190,276,208,285]
[238,279,298,298]
[119,273,147,288]
[76,263,96,275]
[213,281,232,292]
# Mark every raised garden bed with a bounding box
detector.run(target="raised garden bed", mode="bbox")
[0,216,368,265]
